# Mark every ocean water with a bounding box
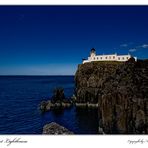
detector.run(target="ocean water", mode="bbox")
[0,76,99,134]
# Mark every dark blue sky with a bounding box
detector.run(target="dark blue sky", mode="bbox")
[0,6,148,75]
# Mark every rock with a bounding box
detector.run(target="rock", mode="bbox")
[43,122,73,134]
[40,87,74,112]
[75,103,87,108]
[75,59,148,134]
[98,127,105,134]
[40,100,73,112]
[40,101,48,112]
[135,109,146,133]
[75,102,98,108]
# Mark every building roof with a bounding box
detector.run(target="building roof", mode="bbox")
[91,48,96,52]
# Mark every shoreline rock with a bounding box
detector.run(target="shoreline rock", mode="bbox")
[75,102,98,108]
[40,99,98,112]
[40,100,73,112]
[43,122,74,134]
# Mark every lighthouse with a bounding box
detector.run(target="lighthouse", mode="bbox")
[82,48,137,64]
[90,48,96,58]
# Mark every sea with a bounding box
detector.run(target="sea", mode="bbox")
[0,76,99,134]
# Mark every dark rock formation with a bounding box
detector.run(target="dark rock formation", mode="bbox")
[40,100,73,112]
[40,87,73,112]
[43,122,73,134]
[75,59,148,134]
[51,87,65,103]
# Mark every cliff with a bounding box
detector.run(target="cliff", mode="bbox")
[75,58,148,134]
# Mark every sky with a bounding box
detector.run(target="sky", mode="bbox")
[0,6,148,75]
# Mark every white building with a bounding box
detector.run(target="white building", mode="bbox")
[83,48,137,64]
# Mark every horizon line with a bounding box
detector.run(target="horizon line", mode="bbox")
[0,75,75,76]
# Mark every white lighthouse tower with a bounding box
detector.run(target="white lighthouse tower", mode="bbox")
[90,48,96,58]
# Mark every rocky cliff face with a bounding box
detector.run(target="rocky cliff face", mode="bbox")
[75,59,148,134]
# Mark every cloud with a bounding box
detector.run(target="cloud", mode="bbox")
[129,48,137,52]
[128,43,148,53]
[120,44,128,47]
[141,44,148,48]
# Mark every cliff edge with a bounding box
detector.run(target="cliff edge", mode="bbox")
[75,58,148,134]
